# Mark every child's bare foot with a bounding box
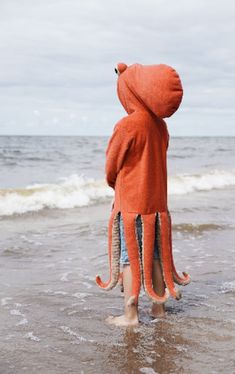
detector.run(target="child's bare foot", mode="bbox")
[106,314,138,327]
[150,303,166,318]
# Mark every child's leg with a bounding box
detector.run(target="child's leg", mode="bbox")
[151,259,166,317]
[149,215,166,317]
[106,265,138,326]
[106,213,138,326]
[123,264,138,320]
[152,259,165,296]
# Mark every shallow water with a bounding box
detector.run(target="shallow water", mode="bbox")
[0,136,235,373]
[0,201,234,373]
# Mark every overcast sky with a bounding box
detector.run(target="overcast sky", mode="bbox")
[0,0,234,136]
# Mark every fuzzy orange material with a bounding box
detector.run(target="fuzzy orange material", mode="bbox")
[96,62,191,305]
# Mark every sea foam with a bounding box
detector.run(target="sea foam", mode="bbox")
[0,169,234,216]
[169,169,235,195]
[0,174,113,216]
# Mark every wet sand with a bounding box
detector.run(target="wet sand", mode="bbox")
[0,199,235,373]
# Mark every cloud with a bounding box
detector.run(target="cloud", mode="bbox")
[0,0,234,135]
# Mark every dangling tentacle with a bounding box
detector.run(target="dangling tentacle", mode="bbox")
[121,212,141,306]
[158,211,182,300]
[167,210,191,286]
[141,214,169,304]
[96,210,120,290]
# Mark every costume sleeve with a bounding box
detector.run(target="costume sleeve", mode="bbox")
[105,123,133,189]
[166,131,170,150]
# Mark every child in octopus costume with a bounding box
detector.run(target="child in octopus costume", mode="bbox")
[96,62,191,325]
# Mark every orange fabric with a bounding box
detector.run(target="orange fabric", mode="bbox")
[105,63,183,213]
[96,62,190,305]
[141,214,169,303]
[96,209,116,289]
[159,211,181,300]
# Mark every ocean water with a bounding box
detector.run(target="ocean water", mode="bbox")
[0,135,235,373]
[0,135,234,216]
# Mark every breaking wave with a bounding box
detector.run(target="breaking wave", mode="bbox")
[0,169,234,216]
[169,169,235,195]
[0,174,112,216]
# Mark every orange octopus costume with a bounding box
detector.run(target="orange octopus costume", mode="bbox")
[96,62,191,306]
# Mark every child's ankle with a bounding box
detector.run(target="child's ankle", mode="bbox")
[151,303,166,318]
[125,304,138,321]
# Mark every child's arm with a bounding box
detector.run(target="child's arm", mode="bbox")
[105,122,133,189]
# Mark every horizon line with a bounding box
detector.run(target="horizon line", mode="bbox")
[0,134,234,138]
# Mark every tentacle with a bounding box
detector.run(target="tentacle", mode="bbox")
[141,214,169,304]
[167,210,191,286]
[96,210,120,290]
[158,211,182,300]
[122,212,141,306]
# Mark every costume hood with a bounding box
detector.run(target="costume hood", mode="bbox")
[116,62,183,118]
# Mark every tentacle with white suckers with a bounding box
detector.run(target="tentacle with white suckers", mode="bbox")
[158,211,182,300]
[167,210,191,286]
[121,212,142,306]
[141,213,169,304]
[96,210,121,290]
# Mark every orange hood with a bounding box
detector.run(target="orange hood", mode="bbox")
[116,62,183,118]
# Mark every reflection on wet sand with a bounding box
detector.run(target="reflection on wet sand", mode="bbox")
[97,317,196,373]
